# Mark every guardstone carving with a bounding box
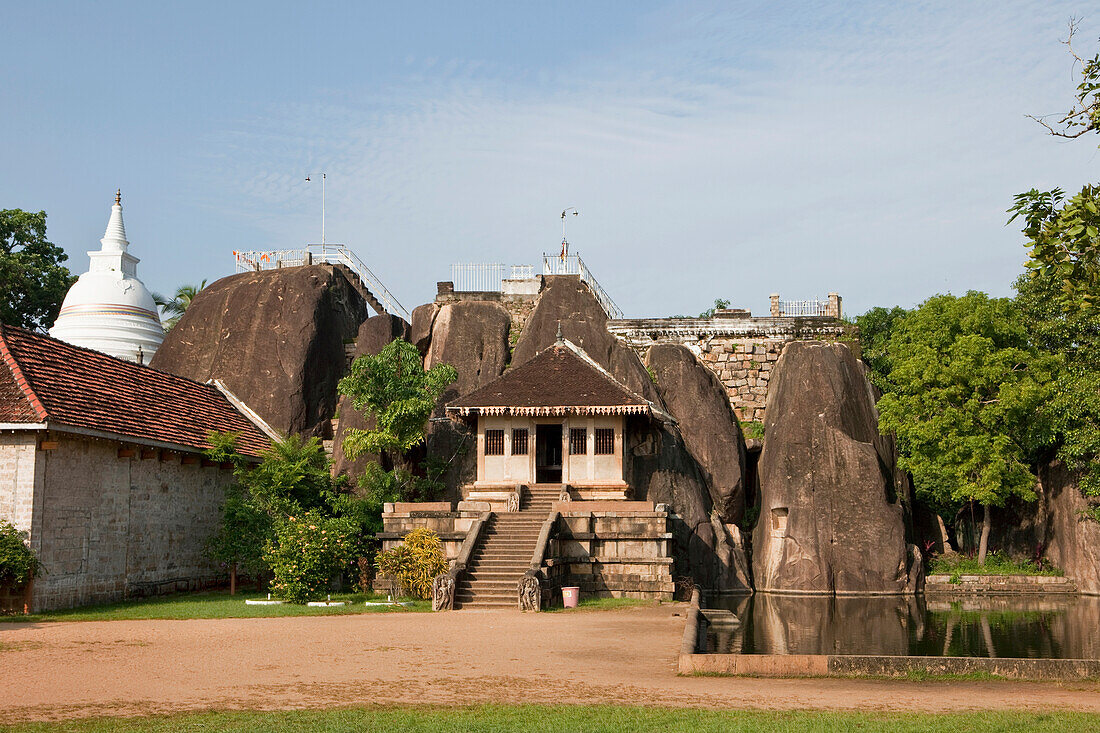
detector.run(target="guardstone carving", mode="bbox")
[518,571,541,612]
[432,572,456,611]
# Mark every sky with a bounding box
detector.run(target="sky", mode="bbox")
[1,1,1097,319]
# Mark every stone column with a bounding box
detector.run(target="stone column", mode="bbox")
[769,293,781,317]
[827,292,842,320]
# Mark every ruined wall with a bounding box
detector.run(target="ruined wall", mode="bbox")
[0,434,235,611]
[608,316,848,424]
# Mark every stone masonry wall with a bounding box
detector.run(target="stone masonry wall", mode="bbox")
[0,433,236,612]
[698,338,784,423]
[434,282,541,344]
[608,315,848,425]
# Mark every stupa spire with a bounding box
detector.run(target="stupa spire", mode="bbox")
[100,189,129,253]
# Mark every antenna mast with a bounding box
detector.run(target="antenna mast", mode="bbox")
[560,207,578,259]
[304,173,327,245]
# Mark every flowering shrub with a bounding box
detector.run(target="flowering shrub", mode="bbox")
[264,511,358,603]
[0,521,39,588]
[375,528,448,599]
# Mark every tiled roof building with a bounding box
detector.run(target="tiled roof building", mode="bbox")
[0,323,276,613]
[0,323,273,457]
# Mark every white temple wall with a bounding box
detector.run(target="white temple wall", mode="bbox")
[0,433,42,543]
[476,415,624,486]
[0,433,234,611]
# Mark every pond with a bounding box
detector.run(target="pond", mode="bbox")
[702,594,1100,659]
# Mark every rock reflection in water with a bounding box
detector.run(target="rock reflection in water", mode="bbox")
[705,594,1100,659]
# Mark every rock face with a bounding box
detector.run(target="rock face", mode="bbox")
[645,343,747,524]
[511,276,659,404]
[999,462,1100,595]
[151,265,368,438]
[409,303,438,357]
[331,314,410,481]
[417,300,511,500]
[753,341,920,594]
[424,301,511,408]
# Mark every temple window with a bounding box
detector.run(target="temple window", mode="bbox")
[594,428,614,455]
[569,427,587,455]
[485,429,505,456]
[512,428,529,455]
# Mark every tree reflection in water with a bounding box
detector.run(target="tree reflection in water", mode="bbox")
[703,594,1100,659]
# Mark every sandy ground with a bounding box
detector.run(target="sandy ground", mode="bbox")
[2,604,1100,723]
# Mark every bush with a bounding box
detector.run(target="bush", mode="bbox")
[265,511,359,603]
[0,521,39,588]
[929,550,1063,578]
[375,528,448,599]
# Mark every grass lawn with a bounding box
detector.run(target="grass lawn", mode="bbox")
[6,705,1098,732]
[0,590,431,623]
[929,551,1063,578]
[543,597,657,612]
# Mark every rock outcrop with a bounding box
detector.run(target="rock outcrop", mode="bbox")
[753,341,920,594]
[424,301,511,408]
[410,303,438,357]
[331,314,410,481]
[645,343,747,524]
[510,276,659,404]
[151,265,368,437]
[417,300,512,500]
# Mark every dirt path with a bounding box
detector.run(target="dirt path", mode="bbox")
[2,604,1100,723]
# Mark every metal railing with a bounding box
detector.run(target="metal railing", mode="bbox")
[542,254,623,320]
[234,244,410,321]
[778,299,829,317]
[448,253,623,320]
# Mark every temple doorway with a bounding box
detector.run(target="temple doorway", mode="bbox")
[535,423,563,484]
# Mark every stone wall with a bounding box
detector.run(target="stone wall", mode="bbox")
[608,315,848,423]
[0,432,236,611]
[543,503,675,600]
[0,433,40,541]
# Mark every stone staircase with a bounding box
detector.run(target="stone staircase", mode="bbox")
[455,485,560,609]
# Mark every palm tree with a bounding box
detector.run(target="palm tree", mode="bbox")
[153,280,206,330]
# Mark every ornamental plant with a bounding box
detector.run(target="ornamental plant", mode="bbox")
[374,528,448,599]
[264,510,358,603]
[0,521,40,588]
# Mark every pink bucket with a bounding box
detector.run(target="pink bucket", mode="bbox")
[562,586,580,609]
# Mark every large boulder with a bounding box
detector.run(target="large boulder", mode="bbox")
[409,302,438,357]
[645,343,747,524]
[151,265,368,437]
[424,300,511,408]
[997,462,1100,595]
[753,341,920,594]
[510,275,659,404]
[331,314,410,481]
[627,420,751,592]
[419,300,511,500]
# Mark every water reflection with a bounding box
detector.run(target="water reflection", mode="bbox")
[704,594,1100,659]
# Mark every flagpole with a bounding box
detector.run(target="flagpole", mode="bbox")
[321,173,326,246]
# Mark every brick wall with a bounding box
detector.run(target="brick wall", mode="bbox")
[0,433,237,612]
[0,433,40,543]
[698,337,784,422]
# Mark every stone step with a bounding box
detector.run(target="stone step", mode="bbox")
[454,599,515,609]
[456,592,514,603]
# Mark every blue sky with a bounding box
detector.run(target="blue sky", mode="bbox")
[2,1,1097,318]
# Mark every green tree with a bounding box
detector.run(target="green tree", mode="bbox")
[153,280,206,330]
[0,209,75,331]
[1015,271,1100,499]
[338,339,457,458]
[876,293,1058,563]
[852,306,910,391]
[1027,19,1099,141]
[699,298,731,318]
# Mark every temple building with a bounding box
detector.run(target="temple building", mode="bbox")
[446,335,653,500]
[50,191,165,364]
[0,324,274,612]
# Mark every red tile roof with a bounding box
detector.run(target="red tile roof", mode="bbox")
[447,341,651,417]
[0,324,271,456]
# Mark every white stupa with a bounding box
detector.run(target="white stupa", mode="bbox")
[50,190,165,364]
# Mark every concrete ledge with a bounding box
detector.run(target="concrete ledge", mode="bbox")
[925,574,1077,595]
[384,502,454,513]
[678,651,1100,680]
[552,501,656,513]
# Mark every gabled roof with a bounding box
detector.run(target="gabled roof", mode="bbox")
[447,339,651,417]
[0,323,273,457]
